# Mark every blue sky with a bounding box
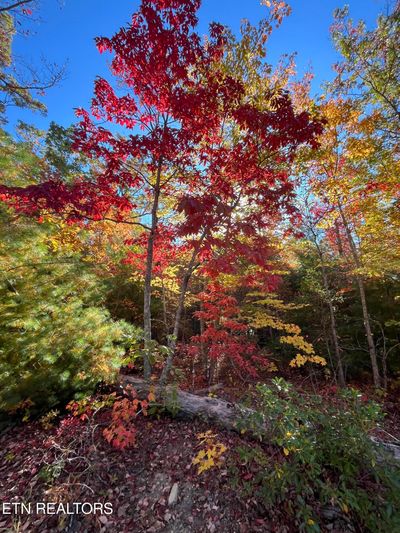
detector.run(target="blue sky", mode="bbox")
[7,0,386,132]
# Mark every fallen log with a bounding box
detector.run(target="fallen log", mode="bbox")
[121,376,400,463]
[370,436,400,462]
[121,375,255,433]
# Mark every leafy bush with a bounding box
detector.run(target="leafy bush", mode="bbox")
[0,210,140,414]
[233,378,400,532]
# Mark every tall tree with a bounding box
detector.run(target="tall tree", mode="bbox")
[0,0,323,382]
[299,200,346,387]
[299,96,400,387]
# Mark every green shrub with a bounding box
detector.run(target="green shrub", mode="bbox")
[0,211,140,414]
[233,378,400,532]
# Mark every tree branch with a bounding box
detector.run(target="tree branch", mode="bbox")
[0,0,33,13]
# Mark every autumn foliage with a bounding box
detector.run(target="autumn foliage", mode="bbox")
[0,0,325,384]
[1,2,400,533]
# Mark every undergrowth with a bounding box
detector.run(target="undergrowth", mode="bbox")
[231,378,400,532]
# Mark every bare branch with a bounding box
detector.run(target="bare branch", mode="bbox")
[0,0,33,13]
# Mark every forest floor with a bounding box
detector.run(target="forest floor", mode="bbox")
[1,377,399,533]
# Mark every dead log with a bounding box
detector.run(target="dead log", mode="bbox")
[121,376,400,464]
[370,436,400,462]
[121,376,256,433]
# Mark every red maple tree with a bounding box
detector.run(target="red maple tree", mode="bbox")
[0,0,323,381]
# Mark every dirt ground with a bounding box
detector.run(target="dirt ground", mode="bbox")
[0,413,288,533]
[1,380,399,533]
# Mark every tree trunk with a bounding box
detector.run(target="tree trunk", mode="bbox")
[161,277,168,339]
[308,220,345,387]
[356,276,381,387]
[143,158,162,380]
[338,203,381,388]
[199,302,208,383]
[321,267,346,387]
[159,234,205,384]
[159,265,194,384]
[334,220,344,256]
